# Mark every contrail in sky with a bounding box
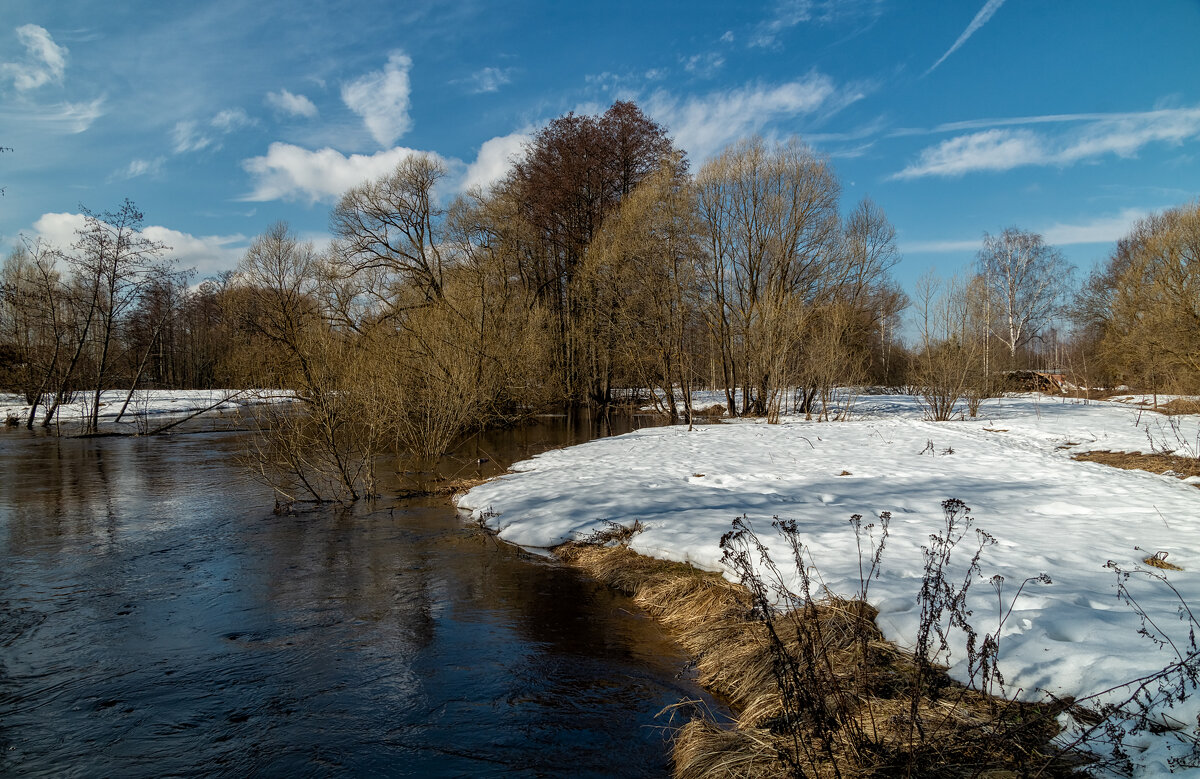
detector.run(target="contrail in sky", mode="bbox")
[925,0,1008,75]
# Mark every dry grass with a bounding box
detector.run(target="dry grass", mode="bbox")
[1067,394,1200,415]
[556,538,1077,778]
[1073,450,1200,481]
[672,720,785,779]
[396,476,491,499]
[1160,398,1200,416]
[1144,552,1185,571]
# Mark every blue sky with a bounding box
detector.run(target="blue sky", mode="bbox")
[2,0,1198,293]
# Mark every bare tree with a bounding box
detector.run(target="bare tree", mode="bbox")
[1073,202,1200,393]
[234,222,384,502]
[0,144,10,197]
[913,272,986,420]
[583,157,702,424]
[331,154,448,304]
[1,239,70,427]
[696,136,841,417]
[40,200,171,432]
[977,228,1072,365]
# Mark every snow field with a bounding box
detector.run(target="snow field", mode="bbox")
[459,394,1200,774]
[1,389,297,427]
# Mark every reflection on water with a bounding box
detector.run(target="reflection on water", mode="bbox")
[0,414,718,777]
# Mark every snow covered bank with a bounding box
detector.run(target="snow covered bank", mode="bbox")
[1,389,297,429]
[458,394,1200,773]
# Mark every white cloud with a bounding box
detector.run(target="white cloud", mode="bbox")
[1058,108,1200,163]
[140,225,249,278]
[893,128,1045,179]
[893,107,1200,179]
[265,88,318,119]
[243,127,526,203]
[211,108,252,132]
[172,108,256,154]
[462,131,529,193]
[342,50,413,147]
[467,66,512,94]
[172,120,213,153]
[1,24,67,91]
[901,208,1155,255]
[750,0,884,47]
[899,238,983,254]
[1041,208,1151,246]
[29,212,87,249]
[647,73,853,160]
[30,212,247,278]
[0,97,105,133]
[116,157,166,180]
[926,0,1007,75]
[241,142,437,203]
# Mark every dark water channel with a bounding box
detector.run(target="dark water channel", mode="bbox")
[0,413,720,777]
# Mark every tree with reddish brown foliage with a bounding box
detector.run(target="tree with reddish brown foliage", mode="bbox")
[502,101,682,404]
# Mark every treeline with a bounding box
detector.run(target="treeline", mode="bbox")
[0,201,211,432]
[907,201,1200,418]
[1,103,905,435]
[2,100,1198,458]
[1073,202,1200,393]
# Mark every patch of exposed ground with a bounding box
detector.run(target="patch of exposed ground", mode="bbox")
[1160,399,1200,416]
[1073,450,1200,481]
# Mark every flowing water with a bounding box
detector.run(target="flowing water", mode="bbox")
[0,413,721,777]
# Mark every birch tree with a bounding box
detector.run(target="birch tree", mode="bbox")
[977,228,1071,363]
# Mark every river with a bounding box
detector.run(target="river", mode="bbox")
[0,413,720,777]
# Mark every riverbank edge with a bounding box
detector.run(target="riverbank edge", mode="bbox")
[554,537,1081,778]
[551,538,789,778]
[449,494,1078,778]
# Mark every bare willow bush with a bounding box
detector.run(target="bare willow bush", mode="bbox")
[913,273,986,421]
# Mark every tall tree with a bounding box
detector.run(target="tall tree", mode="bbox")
[976,228,1072,365]
[1074,202,1200,392]
[503,100,679,403]
[331,154,448,305]
[695,136,841,416]
[583,156,702,421]
[0,239,69,427]
[43,200,171,432]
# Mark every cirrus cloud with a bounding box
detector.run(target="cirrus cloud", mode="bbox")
[646,72,864,160]
[900,207,1156,255]
[926,0,1007,75]
[1,24,67,91]
[466,66,513,94]
[172,108,255,154]
[892,106,1200,179]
